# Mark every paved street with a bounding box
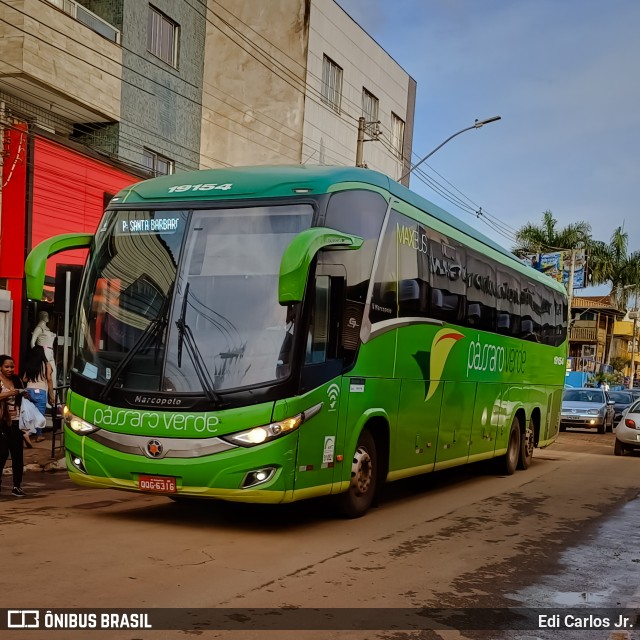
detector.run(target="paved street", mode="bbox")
[1,430,638,640]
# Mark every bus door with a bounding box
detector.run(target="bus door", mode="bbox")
[293,266,346,495]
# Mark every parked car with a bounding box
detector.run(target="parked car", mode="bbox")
[608,390,635,423]
[560,387,615,434]
[614,399,640,455]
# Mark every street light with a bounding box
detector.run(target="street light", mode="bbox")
[399,116,502,182]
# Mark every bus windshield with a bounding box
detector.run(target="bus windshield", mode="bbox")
[73,204,314,394]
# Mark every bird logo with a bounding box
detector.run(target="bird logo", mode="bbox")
[412,328,464,401]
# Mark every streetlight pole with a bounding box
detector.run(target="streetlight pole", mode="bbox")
[399,116,501,182]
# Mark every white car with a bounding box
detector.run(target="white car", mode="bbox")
[614,399,640,455]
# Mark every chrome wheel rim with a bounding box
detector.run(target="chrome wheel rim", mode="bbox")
[350,446,373,495]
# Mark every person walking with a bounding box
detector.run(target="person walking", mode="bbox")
[0,354,27,496]
[23,345,54,442]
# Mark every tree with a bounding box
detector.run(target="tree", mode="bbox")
[513,210,591,256]
[610,356,630,373]
[588,226,640,310]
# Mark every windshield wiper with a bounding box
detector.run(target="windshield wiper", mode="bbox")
[175,283,222,405]
[98,285,173,402]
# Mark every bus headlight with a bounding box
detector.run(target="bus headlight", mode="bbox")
[222,414,303,447]
[221,402,323,448]
[64,409,99,434]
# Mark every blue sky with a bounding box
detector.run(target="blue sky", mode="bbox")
[336,0,640,294]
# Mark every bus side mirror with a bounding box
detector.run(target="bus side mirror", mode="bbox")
[278,228,363,304]
[25,233,94,300]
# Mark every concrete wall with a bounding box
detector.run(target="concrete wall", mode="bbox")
[0,0,122,121]
[303,0,415,178]
[199,0,309,168]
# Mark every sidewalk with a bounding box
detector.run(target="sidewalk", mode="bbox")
[2,425,66,476]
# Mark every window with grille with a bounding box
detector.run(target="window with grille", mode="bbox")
[148,5,178,67]
[321,55,343,113]
[362,88,379,136]
[143,148,175,176]
[391,113,405,159]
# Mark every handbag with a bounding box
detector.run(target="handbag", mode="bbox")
[19,396,46,434]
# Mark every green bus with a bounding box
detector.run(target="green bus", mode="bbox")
[26,165,568,517]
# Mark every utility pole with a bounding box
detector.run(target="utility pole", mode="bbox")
[566,248,576,323]
[630,310,638,388]
[355,117,366,167]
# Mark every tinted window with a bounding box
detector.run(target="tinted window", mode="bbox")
[323,189,388,360]
[609,391,632,403]
[366,206,567,345]
[563,389,605,403]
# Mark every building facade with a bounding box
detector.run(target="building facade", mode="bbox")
[0,0,415,374]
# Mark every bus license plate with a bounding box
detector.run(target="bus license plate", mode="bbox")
[138,475,177,493]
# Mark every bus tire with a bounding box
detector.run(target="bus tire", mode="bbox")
[336,429,377,518]
[499,417,520,476]
[518,417,535,470]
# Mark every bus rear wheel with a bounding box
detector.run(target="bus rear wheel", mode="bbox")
[499,417,520,476]
[336,430,377,518]
[518,417,535,470]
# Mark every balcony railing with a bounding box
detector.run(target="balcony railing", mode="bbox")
[569,327,607,343]
[46,0,120,44]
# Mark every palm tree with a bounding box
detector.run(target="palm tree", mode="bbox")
[588,226,640,310]
[513,210,591,255]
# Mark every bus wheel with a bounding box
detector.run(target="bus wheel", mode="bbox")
[337,430,377,518]
[499,417,520,476]
[518,417,535,470]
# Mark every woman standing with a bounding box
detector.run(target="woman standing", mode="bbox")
[23,345,54,442]
[0,354,27,496]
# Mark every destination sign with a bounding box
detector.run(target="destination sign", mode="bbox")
[114,211,185,236]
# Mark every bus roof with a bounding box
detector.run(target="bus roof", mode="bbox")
[113,165,566,296]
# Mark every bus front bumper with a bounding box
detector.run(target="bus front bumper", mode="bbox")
[64,428,298,504]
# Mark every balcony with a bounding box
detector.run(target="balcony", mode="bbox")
[45,0,120,44]
[569,326,607,343]
[0,0,122,124]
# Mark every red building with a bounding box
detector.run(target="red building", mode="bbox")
[0,125,143,369]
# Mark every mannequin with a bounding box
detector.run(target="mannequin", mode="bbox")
[31,311,57,390]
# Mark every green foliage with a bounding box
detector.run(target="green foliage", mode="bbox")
[513,210,591,255]
[588,227,640,310]
[592,371,623,386]
[610,356,630,373]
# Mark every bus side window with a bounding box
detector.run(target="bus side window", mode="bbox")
[306,276,330,364]
[430,288,460,322]
[467,302,482,326]
[398,279,429,317]
[497,312,511,334]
